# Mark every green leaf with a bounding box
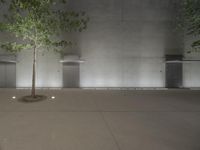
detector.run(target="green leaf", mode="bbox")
[0,42,33,53]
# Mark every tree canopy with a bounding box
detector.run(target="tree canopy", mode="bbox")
[179,0,200,48]
[0,0,89,53]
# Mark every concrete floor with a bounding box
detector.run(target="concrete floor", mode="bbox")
[0,89,200,150]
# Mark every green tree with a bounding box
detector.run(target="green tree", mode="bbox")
[0,0,89,99]
[179,0,200,48]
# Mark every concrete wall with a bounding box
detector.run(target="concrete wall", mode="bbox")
[68,0,183,87]
[183,36,200,87]
[1,0,200,88]
[16,50,63,88]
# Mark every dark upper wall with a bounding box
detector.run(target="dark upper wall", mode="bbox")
[66,0,183,57]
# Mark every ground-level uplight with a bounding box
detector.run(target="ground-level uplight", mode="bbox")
[12,96,16,99]
[51,96,55,99]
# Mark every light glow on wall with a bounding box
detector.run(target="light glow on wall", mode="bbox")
[80,58,165,88]
[16,51,63,88]
[183,62,200,87]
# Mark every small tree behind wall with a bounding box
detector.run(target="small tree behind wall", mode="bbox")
[0,0,89,101]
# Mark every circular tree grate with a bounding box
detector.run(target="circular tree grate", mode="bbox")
[18,95,47,103]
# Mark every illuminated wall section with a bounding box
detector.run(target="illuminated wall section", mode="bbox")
[16,50,63,88]
[183,62,200,87]
[80,57,165,87]
[68,0,182,87]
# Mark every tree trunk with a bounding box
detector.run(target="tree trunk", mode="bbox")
[31,46,37,97]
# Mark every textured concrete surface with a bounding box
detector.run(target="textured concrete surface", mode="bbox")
[0,0,200,88]
[0,89,200,150]
[0,0,186,88]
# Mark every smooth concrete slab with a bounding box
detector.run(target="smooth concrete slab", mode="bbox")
[0,89,200,112]
[103,112,200,150]
[94,90,200,111]
[0,89,98,112]
[0,89,200,150]
[0,112,118,150]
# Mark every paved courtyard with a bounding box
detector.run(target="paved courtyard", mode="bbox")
[0,89,200,150]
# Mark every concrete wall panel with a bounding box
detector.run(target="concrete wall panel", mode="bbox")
[1,0,195,88]
[16,51,62,88]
